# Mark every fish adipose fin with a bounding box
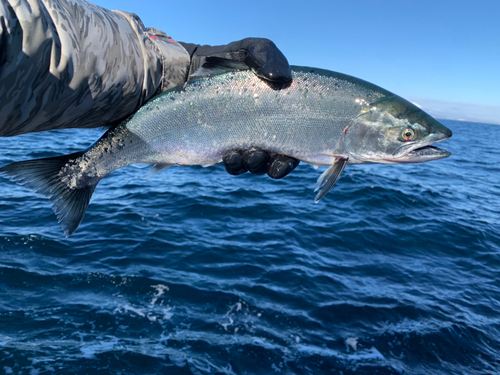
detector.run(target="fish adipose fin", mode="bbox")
[144,163,173,178]
[314,157,348,203]
[190,57,249,79]
[0,153,99,237]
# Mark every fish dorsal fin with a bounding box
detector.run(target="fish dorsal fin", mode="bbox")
[190,57,249,79]
[314,157,348,203]
[144,163,173,178]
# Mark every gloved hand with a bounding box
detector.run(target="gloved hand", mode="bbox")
[179,38,300,179]
[223,150,300,179]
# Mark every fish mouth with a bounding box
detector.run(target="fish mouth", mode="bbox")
[391,145,451,163]
[388,126,453,163]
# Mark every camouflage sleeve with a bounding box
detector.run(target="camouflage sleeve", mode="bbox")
[0,0,190,137]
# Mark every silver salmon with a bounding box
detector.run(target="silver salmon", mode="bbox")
[0,60,452,236]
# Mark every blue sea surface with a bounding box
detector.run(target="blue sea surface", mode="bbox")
[0,119,499,374]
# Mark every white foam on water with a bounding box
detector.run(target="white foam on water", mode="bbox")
[225,302,242,316]
[219,301,248,332]
[345,337,358,352]
[150,284,170,305]
[220,317,234,331]
[113,302,174,324]
[115,305,146,318]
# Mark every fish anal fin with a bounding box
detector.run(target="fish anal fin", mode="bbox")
[144,163,173,178]
[314,157,348,203]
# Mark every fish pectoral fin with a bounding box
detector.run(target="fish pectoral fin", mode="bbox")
[190,57,249,79]
[313,157,348,203]
[144,163,173,178]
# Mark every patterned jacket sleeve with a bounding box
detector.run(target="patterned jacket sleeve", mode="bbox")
[0,0,190,137]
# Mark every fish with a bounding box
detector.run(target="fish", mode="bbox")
[0,58,452,236]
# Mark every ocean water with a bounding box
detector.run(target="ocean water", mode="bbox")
[0,119,499,374]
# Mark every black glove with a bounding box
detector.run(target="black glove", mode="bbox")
[179,38,299,179]
[223,150,300,180]
[179,37,291,82]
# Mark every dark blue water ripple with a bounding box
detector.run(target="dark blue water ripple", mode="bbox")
[1,120,499,374]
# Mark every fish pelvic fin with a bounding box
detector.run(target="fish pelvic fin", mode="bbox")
[313,157,348,203]
[0,152,99,237]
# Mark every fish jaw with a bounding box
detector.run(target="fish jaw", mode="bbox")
[390,145,451,163]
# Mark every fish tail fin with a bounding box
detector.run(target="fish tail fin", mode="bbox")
[0,152,98,237]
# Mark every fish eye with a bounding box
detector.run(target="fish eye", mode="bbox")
[402,128,416,141]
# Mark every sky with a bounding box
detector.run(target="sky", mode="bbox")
[93,0,500,124]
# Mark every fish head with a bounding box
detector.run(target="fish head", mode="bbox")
[344,95,452,164]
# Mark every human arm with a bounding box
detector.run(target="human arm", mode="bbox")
[0,0,298,178]
[0,0,188,137]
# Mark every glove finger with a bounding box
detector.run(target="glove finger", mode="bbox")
[223,151,248,175]
[242,149,270,175]
[242,38,291,83]
[267,155,300,179]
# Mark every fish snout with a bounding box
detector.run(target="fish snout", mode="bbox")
[437,124,453,140]
[429,118,453,141]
